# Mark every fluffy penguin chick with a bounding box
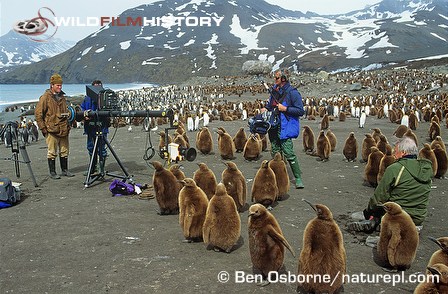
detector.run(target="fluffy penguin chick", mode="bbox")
[151,161,180,215]
[178,178,209,242]
[221,161,247,212]
[298,200,346,294]
[377,202,419,271]
[203,183,241,253]
[268,152,290,199]
[343,132,358,162]
[248,204,295,286]
[193,162,217,200]
[251,160,278,208]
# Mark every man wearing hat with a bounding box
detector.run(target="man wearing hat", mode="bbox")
[35,73,75,179]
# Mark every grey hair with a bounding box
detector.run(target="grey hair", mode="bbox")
[396,136,418,155]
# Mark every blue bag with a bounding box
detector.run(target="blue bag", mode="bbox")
[248,113,271,135]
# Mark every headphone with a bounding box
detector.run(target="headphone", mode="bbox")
[279,69,289,82]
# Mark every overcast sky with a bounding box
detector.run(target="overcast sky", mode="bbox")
[1,0,381,42]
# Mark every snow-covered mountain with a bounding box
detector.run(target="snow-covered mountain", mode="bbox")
[0,0,447,84]
[0,30,74,69]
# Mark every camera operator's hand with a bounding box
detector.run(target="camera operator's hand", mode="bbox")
[277,104,287,112]
[83,110,91,121]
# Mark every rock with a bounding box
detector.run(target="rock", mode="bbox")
[242,60,272,75]
[350,83,362,91]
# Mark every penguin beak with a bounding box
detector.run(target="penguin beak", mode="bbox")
[428,236,442,248]
[426,266,440,276]
[302,199,316,212]
[377,203,386,211]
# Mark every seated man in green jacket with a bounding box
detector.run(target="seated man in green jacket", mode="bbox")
[349,136,433,232]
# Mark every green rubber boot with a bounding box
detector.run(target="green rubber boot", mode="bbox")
[289,159,304,189]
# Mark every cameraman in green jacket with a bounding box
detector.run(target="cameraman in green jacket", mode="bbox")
[349,136,433,232]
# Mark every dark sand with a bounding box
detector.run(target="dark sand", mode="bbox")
[0,88,447,294]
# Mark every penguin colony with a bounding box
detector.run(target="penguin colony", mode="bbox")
[4,69,448,292]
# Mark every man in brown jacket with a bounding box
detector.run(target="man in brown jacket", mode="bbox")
[35,74,74,179]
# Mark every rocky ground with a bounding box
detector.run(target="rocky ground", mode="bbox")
[1,70,447,294]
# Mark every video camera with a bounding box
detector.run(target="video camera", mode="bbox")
[86,85,120,110]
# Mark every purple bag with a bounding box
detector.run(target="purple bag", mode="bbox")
[109,179,136,196]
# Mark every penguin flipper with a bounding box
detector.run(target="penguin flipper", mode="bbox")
[267,225,295,257]
[387,228,402,267]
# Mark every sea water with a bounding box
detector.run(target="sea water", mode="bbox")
[0,83,156,112]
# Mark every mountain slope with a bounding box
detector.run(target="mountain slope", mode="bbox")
[0,0,447,84]
[0,30,74,69]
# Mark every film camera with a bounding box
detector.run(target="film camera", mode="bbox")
[86,85,120,110]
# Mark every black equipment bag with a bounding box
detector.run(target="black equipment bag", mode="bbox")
[248,113,271,135]
[0,178,20,206]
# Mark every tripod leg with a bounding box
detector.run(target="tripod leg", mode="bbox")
[84,134,102,187]
[19,144,38,187]
[103,137,133,183]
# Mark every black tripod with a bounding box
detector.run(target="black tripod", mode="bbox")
[0,121,38,187]
[83,118,134,188]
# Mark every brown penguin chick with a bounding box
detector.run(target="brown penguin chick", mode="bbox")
[427,237,448,268]
[196,127,213,155]
[429,121,441,141]
[298,200,346,294]
[371,128,383,144]
[388,109,397,123]
[433,144,448,179]
[233,127,247,153]
[343,132,358,162]
[376,134,389,154]
[408,112,418,130]
[173,133,188,149]
[243,133,261,161]
[326,129,337,152]
[302,125,315,153]
[260,134,268,152]
[393,125,409,138]
[268,152,290,200]
[377,202,419,271]
[339,112,346,122]
[377,144,396,183]
[254,133,263,152]
[360,133,376,163]
[404,129,418,147]
[217,129,236,160]
[432,114,441,125]
[169,164,185,192]
[363,146,384,187]
[431,136,446,152]
[414,263,448,294]
[216,126,227,144]
[251,160,278,208]
[221,161,247,212]
[316,130,331,161]
[248,204,295,285]
[320,114,329,130]
[178,178,209,242]
[158,131,172,151]
[151,161,180,215]
[193,162,217,200]
[203,183,241,253]
[419,143,438,177]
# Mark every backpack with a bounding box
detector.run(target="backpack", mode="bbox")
[109,179,136,196]
[0,178,21,208]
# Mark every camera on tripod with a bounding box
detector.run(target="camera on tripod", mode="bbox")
[86,85,120,110]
